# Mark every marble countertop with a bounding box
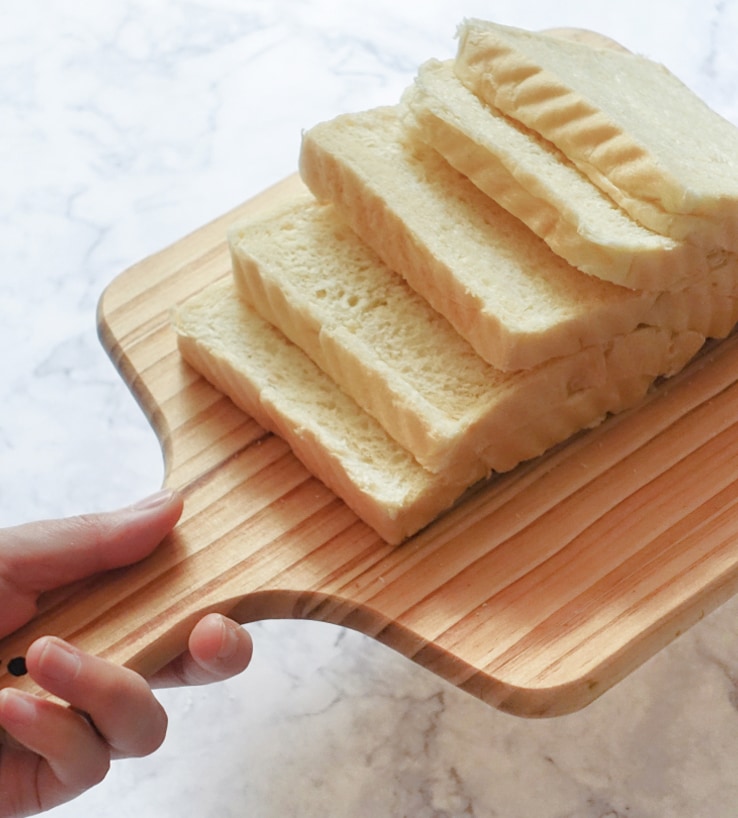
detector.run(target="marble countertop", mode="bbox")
[3,1,738,815]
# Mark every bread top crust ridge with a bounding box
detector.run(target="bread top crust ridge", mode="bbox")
[403,59,736,292]
[454,19,738,249]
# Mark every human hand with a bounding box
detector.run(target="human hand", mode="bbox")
[0,489,253,817]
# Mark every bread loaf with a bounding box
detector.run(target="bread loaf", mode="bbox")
[299,105,738,371]
[454,19,738,250]
[403,59,736,292]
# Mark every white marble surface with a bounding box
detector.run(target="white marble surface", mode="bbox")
[3,1,738,815]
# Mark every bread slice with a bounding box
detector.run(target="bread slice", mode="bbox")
[173,278,702,543]
[228,192,704,475]
[172,278,485,544]
[403,59,736,292]
[299,105,738,371]
[454,19,738,250]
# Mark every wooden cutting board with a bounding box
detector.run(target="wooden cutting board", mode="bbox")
[3,172,738,718]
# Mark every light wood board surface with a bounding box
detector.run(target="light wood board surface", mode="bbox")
[2,172,738,717]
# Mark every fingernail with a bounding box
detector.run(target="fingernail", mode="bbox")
[217,617,240,661]
[38,638,81,683]
[0,690,38,725]
[130,488,177,511]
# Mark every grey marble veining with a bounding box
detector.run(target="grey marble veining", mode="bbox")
[3,1,738,815]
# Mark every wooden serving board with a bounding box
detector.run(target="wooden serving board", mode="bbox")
[3,173,738,718]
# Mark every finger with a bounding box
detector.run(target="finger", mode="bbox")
[149,614,253,688]
[25,637,168,759]
[0,689,110,810]
[0,488,183,595]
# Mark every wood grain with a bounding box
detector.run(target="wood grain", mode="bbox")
[2,170,738,717]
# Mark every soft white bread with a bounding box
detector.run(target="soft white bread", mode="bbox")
[229,193,705,474]
[454,19,738,250]
[173,278,703,543]
[172,278,485,544]
[299,106,738,371]
[403,59,736,292]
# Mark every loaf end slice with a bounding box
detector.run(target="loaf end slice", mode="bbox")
[403,59,735,292]
[454,19,738,250]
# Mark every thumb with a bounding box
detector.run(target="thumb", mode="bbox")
[0,488,183,598]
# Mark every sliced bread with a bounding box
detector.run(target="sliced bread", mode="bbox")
[173,278,702,543]
[172,278,485,544]
[228,193,704,475]
[403,59,736,292]
[454,19,738,250]
[299,105,738,371]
